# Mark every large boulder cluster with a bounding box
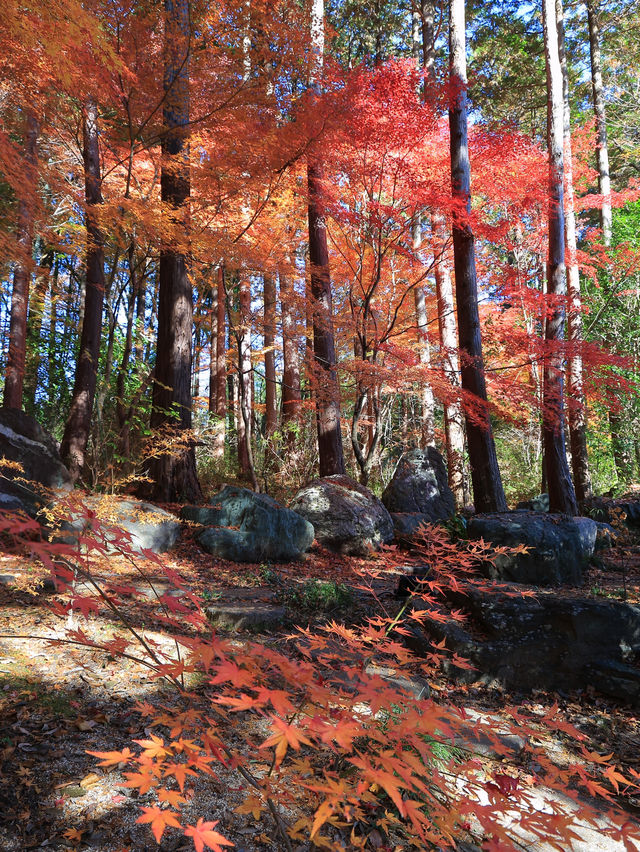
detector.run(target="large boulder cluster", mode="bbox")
[382,448,455,538]
[183,485,314,563]
[0,407,71,516]
[0,408,180,554]
[467,511,598,586]
[59,497,180,555]
[407,585,640,704]
[289,475,393,556]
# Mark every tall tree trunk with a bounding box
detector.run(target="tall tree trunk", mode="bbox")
[147,0,201,502]
[434,221,468,508]
[24,245,52,411]
[542,0,578,515]
[4,112,38,409]
[208,272,219,416]
[307,0,346,477]
[413,274,436,448]
[587,0,612,245]
[588,0,623,485]
[303,258,314,401]
[45,259,63,424]
[93,252,121,431]
[411,4,436,449]
[416,0,467,505]
[556,0,592,505]
[223,269,257,486]
[117,249,147,460]
[214,264,226,458]
[193,314,201,405]
[133,262,146,366]
[60,100,105,481]
[280,266,302,441]
[237,274,256,485]
[448,0,506,512]
[263,273,278,437]
[116,244,137,435]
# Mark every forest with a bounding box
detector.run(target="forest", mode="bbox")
[1,0,640,850]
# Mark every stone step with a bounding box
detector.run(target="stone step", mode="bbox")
[205,588,286,632]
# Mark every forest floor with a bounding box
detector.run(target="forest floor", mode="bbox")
[0,524,639,852]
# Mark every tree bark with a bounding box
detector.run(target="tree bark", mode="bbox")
[409,214,435,450]
[306,0,345,477]
[586,0,612,245]
[556,0,592,505]
[448,0,506,512]
[411,4,436,449]
[415,0,468,506]
[263,273,278,437]
[133,261,146,366]
[280,266,302,441]
[587,0,625,486]
[542,0,578,515]
[214,264,226,457]
[5,112,38,409]
[93,252,121,431]
[116,244,137,436]
[24,245,51,411]
[147,0,201,502]
[433,219,468,508]
[60,100,105,482]
[413,278,436,448]
[208,272,219,417]
[237,274,256,484]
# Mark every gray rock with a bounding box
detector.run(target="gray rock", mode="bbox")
[0,492,29,513]
[365,664,430,700]
[467,511,597,586]
[109,499,180,553]
[586,498,640,529]
[395,564,432,598]
[390,512,430,542]
[410,586,640,704]
[290,475,393,556]
[191,486,314,563]
[181,505,221,526]
[595,521,617,550]
[382,448,455,522]
[516,493,550,512]
[445,708,527,759]
[0,407,71,516]
[617,500,640,527]
[57,497,180,554]
[294,636,430,698]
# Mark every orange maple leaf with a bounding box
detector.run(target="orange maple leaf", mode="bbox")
[134,734,172,759]
[136,806,182,843]
[157,787,188,807]
[184,818,234,852]
[122,768,159,794]
[87,747,134,767]
[235,794,264,820]
[259,717,313,766]
[310,799,335,839]
[163,761,197,791]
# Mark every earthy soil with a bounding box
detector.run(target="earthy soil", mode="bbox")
[0,518,639,852]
